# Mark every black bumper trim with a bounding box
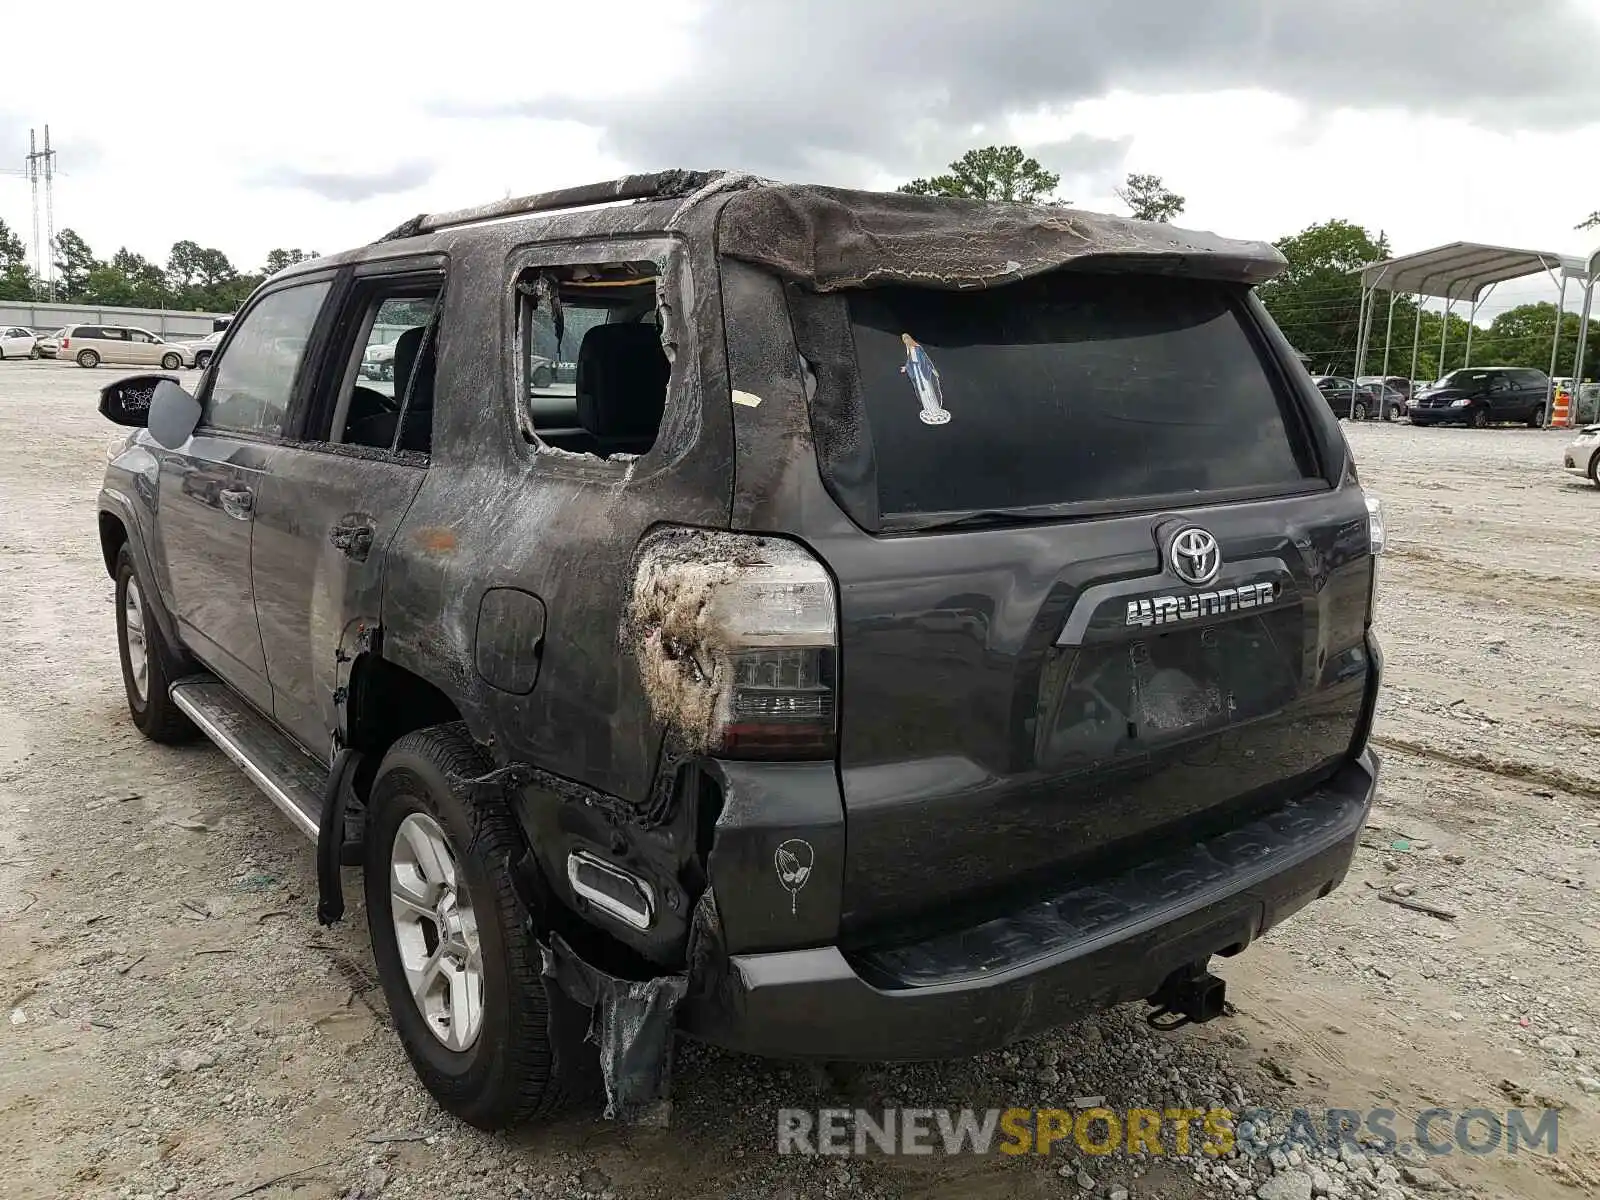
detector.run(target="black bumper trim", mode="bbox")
[680,751,1377,1061]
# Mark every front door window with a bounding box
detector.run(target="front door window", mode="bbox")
[202,283,331,437]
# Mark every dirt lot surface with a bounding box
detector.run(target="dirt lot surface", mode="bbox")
[1,360,1597,1200]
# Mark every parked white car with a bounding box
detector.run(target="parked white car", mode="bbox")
[360,341,397,380]
[0,326,39,359]
[177,330,224,370]
[37,324,195,369]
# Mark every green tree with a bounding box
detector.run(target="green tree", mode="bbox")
[0,218,32,301]
[899,145,1061,203]
[1257,219,1390,376]
[167,239,204,290]
[166,241,249,311]
[1115,173,1185,223]
[53,228,100,301]
[105,248,173,308]
[1473,302,1600,376]
[263,248,319,275]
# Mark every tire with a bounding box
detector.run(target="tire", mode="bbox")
[1352,401,1368,422]
[114,545,195,743]
[1469,406,1489,429]
[1383,403,1397,422]
[77,349,100,368]
[1527,407,1546,429]
[364,723,598,1129]
[1589,451,1600,488]
[161,352,182,371]
[195,351,212,371]
[29,346,39,359]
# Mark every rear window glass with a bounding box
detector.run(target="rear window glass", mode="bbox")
[847,274,1316,519]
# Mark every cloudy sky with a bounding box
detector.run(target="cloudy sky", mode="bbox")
[3,0,1598,312]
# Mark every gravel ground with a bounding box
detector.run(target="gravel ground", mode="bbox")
[1,360,1596,1199]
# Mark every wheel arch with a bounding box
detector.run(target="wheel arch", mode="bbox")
[97,509,128,579]
[345,650,466,766]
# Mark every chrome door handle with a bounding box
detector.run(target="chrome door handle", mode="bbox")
[219,486,253,520]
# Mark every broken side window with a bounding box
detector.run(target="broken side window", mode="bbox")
[516,261,666,460]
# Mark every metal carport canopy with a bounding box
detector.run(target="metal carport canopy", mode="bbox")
[1347,241,1594,427]
[1355,241,1576,302]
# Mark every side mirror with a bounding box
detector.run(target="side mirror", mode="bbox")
[98,374,175,428]
[149,378,202,449]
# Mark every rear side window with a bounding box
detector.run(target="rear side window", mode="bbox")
[514,259,666,461]
[846,273,1317,520]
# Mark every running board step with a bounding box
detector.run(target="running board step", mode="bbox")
[170,676,325,840]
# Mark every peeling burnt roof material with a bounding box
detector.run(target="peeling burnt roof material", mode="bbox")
[715,185,1288,292]
[375,169,722,243]
[374,172,1287,293]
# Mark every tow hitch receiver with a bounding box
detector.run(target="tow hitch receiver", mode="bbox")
[1146,964,1227,1031]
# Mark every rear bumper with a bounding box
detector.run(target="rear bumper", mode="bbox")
[681,750,1378,1061]
[1408,410,1466,424]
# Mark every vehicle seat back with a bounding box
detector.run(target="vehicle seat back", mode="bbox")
[575,324,668,456]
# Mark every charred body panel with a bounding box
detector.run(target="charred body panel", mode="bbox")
[374,228,736,971]
[381,231,732,806]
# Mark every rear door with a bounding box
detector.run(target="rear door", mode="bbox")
[128,328,163,365]
[753,270,1374,935]
[1516,369,1550,419]
[156,278,334,714]
[97,326,132,364]
[249,265,440,757]
[1484,372,1517,420]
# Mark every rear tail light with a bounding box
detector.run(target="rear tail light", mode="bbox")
[61,337,69,349]
[1365,495,1386,555]
[631,532,837,760]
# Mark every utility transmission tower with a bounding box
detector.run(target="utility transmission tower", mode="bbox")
[24,126,57,300]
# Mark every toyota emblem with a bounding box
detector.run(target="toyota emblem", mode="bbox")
[1169,527,1222,587]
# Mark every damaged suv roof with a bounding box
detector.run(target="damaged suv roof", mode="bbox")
[355,169,1286,294]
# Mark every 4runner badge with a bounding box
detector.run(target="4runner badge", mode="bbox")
[775,839,815,915]
[1125,581,1276,628]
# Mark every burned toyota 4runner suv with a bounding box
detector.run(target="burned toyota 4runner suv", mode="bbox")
[94,171,1384,1128]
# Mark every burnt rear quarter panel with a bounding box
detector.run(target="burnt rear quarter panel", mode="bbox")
[378,228,734,805]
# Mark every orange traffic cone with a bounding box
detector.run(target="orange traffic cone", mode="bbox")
[1553,386,1572,428]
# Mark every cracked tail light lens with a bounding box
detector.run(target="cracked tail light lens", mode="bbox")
[704,545,837,759]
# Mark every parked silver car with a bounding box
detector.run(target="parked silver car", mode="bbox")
[1562,424,1600,484]
[176,330,224,370]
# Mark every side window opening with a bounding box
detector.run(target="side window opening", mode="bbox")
[326,288,442,456]
[515,260,666,460]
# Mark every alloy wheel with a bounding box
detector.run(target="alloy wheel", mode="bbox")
[123,577,150,703]
[389,812,485,1052]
